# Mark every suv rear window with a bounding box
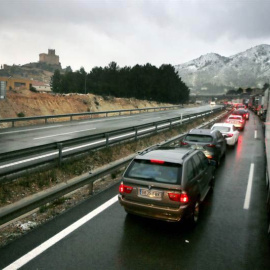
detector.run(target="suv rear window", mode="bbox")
[124,159,182,184]
[185,134,213,143]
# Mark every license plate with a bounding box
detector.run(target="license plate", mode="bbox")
[190,144,204,150]
[139,188,162,199]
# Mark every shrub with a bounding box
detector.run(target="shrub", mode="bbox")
[17,112,25,117]
[30,86,38,93]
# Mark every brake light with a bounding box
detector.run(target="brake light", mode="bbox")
[227,133,233,137]
[181,141,188,145]
[150,159,165,164]
[119,183,133,194]
[168,192,189,203]
[206,144,216,148]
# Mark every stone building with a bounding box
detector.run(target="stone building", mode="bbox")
[39,49,59,65]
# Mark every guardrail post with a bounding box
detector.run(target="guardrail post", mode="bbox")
[105,133,109,147]
[135,127,138,140]
[155,123,158,133]
[88,172,93,195]
[119,111,121,116]
[57,143,63,165]
[12,121,15,128]
[70,116,73,121]
[45,118,48,124]
[169,120,172,129]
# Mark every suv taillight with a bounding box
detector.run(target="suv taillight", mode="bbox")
[205,144,216,148]
[226,133,233,137]
[119,183,133,194]
[181,141,188,146]
[168,192,189,203]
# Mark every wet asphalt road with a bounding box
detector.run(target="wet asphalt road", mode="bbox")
[0,111,270,270]
[0,105,218,154]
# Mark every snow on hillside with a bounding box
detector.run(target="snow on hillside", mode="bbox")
[175,44,270,93]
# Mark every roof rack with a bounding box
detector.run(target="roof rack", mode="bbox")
[158,146,181,150]
[182,149,195,160]
[138,144,160,156]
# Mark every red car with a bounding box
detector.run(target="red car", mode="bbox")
[226,115,245,131]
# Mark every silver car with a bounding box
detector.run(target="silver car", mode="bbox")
[118,147,216,223]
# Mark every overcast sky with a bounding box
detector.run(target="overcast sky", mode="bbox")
[1,0,270,72]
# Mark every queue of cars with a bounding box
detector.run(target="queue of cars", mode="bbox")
[118,104,248,224]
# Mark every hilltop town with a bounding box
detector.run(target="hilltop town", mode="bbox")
[0,49,71,92]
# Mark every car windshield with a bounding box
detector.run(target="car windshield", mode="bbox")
[212,126,230,132]
[185,134,213,143]
[124,159,182,184]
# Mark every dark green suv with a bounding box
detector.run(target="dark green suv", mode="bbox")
[181,129,227,166]
[118,147,215,223]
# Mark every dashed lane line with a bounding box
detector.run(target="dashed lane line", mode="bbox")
[33,128,96,140]
[244,163,255,210]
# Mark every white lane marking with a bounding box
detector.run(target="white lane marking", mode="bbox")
[244,163,255,210]
[79,120,105,124]
[78,116,133,124]
[3,195,118,270]
[33,128,96,140]
[255,130,257,139]
[0,125,63,135]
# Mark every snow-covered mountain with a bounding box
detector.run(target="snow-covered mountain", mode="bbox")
[175,44,270,94]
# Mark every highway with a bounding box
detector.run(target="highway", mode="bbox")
[0,111,269,270]
[0,105,218,154]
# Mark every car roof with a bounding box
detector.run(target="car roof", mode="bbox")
[188,128,215,135]
[212,123,234,128]
[135,148,195,164]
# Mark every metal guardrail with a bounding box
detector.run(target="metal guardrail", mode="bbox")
[0,108,224,178]
[0,105,182,127]
[0,110,229,226]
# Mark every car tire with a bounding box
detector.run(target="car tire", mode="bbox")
[223,149,226,158]
[216,157,221,168]
[190,199,200,224]
[210,175,215,191]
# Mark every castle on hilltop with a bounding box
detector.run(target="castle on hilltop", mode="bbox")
[39,49,59,65]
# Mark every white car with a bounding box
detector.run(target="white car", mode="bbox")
[211,123,239,146]
[210,101,216,106]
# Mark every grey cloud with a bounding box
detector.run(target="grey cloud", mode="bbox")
[1,0,270,71]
